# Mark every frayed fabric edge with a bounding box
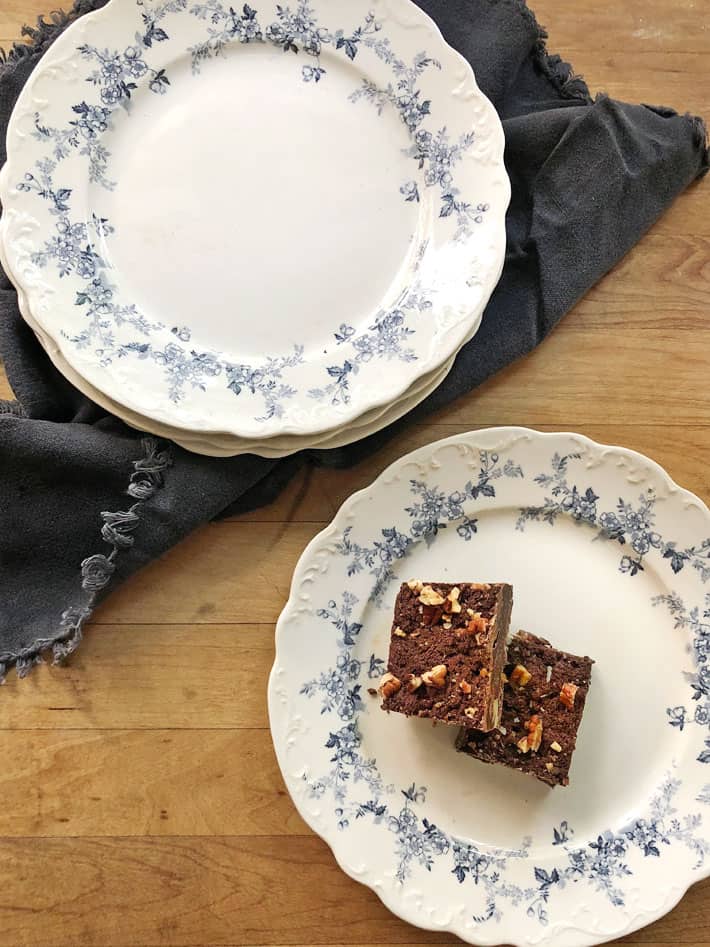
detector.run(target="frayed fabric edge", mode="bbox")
[0,628,82,684]
[0,399,26,417]
[512,0,708,177]
[532,40,593,105]
[0,0,105,75]
[689,113,709,179]
[498,0,593,104]
[641,103,709,180]
[0,436,171,684]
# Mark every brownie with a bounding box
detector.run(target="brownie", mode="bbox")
[379,581,513,730]
[456,631,593,787]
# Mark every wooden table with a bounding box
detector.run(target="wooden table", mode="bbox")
[1,1,709,944]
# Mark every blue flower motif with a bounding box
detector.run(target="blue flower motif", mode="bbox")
[31,216,103,279]
[624,819,668,857]
[100,59,123,81]
[73,103,110,139]
[302,64,325,82]
[400,180,420,202]
[386,786,449,882]
[632,532,651,555]
[561,486,598,522]
[334,324,355,344]
[316,593,363,646]
[79,39,168,106]
[667,706,687,730]
[599,511,619,530]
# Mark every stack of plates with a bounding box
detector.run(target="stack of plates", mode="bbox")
[0,0,509,457]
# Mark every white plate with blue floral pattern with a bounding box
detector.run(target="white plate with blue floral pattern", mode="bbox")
[269,428,710,946]
[0,0,508,441]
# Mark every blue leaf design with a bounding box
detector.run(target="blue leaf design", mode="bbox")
[336,36,358,59]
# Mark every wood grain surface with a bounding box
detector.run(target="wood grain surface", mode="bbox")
[1,0,710,945]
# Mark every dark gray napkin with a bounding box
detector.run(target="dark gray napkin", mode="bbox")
[0,0,706,679]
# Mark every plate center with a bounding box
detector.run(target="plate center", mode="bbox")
[93,44,422,359]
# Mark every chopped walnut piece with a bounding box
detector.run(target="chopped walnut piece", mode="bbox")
[479,667,489,678]
[459,679,472,695]
[443,587,462,614]
[559,682,579,709]
[458,612,489,638]
[378,673,402,699]
[468,612,488,633]
[407,674,423,693]
[527,715,543,751]
[393,627,407,638]
[545,762,555,773]
[464,707,478,719]
[550,741,562,753]
[418,585,445,606]
[517,714,543,753]
[421,664,447,688]
[407,579,423,592]
[510,664,532,687]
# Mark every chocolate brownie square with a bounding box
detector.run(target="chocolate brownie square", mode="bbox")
[378,581,513,730]
[456,631,594,787]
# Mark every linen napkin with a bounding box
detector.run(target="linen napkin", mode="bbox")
[0,0,706,679]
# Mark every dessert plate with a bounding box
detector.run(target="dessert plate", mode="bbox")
[270,428,710,946]
[0,0,508,440]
